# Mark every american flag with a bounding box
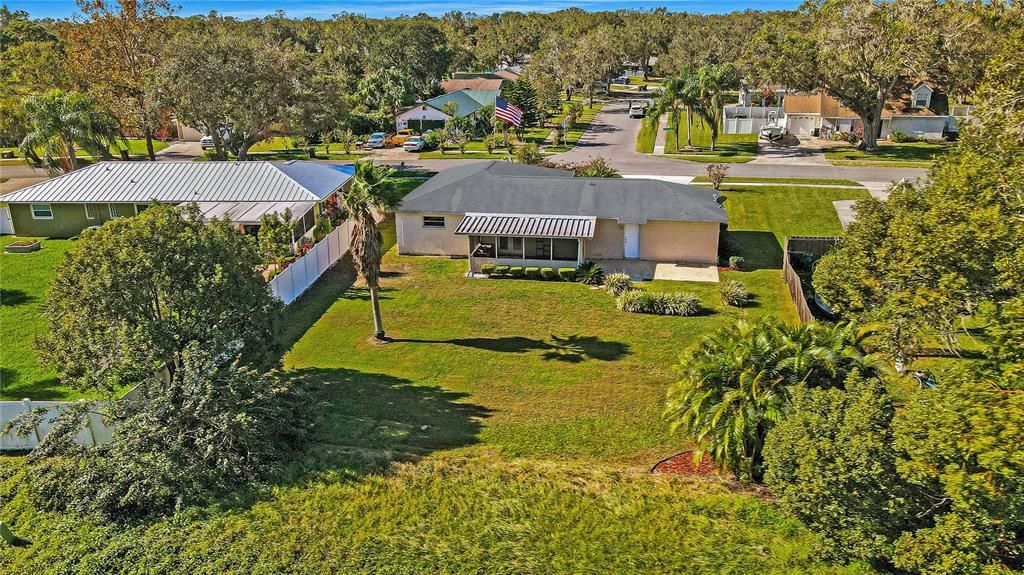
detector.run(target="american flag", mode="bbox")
[495,97,524,127]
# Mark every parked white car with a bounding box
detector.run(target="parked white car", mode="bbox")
[200,135,215,150]
[402,136,424,151]
[628,104,646,119]
[365,132,391,149]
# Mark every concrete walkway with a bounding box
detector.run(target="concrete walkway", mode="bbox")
[651,113,669,155]
[595,259,719,283]
[155,141,203,161]
[749,136,829,166]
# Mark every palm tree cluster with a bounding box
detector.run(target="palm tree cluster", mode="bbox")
[19,89,123,174]
[665,319,876,482]
[657,64,738,152]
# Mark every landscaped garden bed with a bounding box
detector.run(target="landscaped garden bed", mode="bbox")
[651,450,718,476]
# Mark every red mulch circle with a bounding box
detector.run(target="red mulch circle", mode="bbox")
[651,451,718,476]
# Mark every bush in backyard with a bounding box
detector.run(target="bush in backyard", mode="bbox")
[720,280,750,307]
[509,266,524,277]
[705,163,729,190]
[616,290,701,316]
[494,265,510,275]
[524,266,540,278]
[605,272,633,296]
[575,261,605,285]
[480,264,495,275]
[570,156,620,178]
[557,267,576,280]
[729,256,745,270]
[540,267,556,279]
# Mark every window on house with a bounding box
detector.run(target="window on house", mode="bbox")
[84,204,98,220]
[135,204,149,214]
[423,216,445,228]
[524,237,551,259]
[552,239,579,261]
[31,204,53,219]
[109,204,120,219]
[469,235,495,257]
[497,236,523,257]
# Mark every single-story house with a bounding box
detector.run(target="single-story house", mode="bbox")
[783,83,952,139]
[395,161,728,273]
[0,160,354,238]
[394,88,499,132]
[441,74,505,94]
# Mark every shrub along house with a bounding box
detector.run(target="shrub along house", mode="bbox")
[396,161,728,275]
[1,160,354,238]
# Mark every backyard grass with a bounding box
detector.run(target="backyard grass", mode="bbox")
[823,141,952,166]
[0,236,84,400]
[719,184,871,269]
[0,182,878,573]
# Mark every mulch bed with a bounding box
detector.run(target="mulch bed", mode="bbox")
[651,450,718,476]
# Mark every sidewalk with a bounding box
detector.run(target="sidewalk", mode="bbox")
[652,113,668,154]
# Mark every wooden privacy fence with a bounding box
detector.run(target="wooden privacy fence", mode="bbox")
[783,236,841,324]
[269,220,352,305]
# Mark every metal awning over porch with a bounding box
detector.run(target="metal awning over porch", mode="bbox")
[194,200,316,225]
[454,213,596,239]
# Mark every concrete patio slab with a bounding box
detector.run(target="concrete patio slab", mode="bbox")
[595,259,719,283]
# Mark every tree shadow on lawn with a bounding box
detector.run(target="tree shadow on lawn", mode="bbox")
[0,369,70,401]
[723,230,784,270]
[391,334,630,364]
[1,288,34,306]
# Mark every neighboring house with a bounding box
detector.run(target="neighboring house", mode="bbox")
[0,160,353,238]
[737,85,788,107]
[395,161,728,273]
[394,89,499,132]
[783,83,952,139]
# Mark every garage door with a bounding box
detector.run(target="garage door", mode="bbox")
[786,116,817,135]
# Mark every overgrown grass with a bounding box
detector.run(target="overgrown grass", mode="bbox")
[0,237,84,400]
[719,185,871,270]
[823,141,952,166]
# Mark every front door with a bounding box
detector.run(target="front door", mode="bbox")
[623,224,640,259]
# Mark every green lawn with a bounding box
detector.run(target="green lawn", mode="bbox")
[692,176,864,186]
[0,184,876,573]
[719,184,871,270]
[0,236,85,400]
[635,115,659,153]
[0,139,169,164]
[648,118,758,163]
[824,141,952,166]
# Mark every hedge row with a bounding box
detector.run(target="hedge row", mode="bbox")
[481,264,575,280]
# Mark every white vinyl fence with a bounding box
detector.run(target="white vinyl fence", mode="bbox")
[269,220,352,305]
[724,106,784,134]
[1,399,113,450]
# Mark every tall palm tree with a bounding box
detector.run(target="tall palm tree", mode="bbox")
[691,64,739,152]
[341,160,399,341]
[19,89,122,175]
[661,68,700,151]
[665,319,875,481]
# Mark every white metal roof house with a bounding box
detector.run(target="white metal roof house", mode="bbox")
[0,160,354,238]
[395,161,728,279]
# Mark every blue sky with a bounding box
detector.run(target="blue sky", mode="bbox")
[8,0,800,20]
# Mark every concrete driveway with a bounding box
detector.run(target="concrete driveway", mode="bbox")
[749,135,829,166]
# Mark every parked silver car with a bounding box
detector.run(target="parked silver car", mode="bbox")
[402,136,424,151]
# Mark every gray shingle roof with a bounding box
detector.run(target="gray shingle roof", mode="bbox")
[399,161,728,225]
[1,161,353,204]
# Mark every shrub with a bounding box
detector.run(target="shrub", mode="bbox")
[494,265,510,275]
[483,134,498,153]
[480,264,495,275]
[616,290,701,316]
[509,266,524,277]
[705,163,729,190]
[728,256,745,270]
[540,267,556,279]
[524,266,540,278]
[575,261,605,285]
[889,128,921,143]
[514,143,544,165]
[557,267,576,280]
[605,272,633,296]
[720,280,750,307]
